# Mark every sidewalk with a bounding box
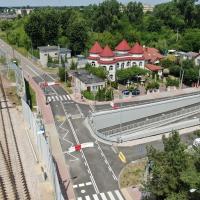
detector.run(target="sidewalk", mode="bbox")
[70,86,200,106]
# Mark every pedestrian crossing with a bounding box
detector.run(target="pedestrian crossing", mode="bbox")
[77,190,124,200]
[47,94,72,102]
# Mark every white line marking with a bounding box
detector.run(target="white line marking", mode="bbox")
[107,192,115,200]
[79,183,85,187]
[51,96,55,101]
[47,96,51,102]
[96,142,118,181]
[77,197,82,200]
[111,146,117,154]
[67,94,71,100]
[62,121,99,195]
[114,190,124,200]
[59,95,63,101]
[85,196,91,200]
[100,193,107,200]
[93,194,99,200]
[86,182,92,186]
[55,95,59,101]
[73,185,78,188]
[63,95,68,100]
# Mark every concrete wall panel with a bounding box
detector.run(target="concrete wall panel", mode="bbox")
[92,94,200,130]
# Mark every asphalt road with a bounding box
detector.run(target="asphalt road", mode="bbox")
[0,39,198,200]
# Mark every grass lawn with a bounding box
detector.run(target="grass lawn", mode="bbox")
[119,159,146,188]
[7,70,16,82]
[29,86,37,111]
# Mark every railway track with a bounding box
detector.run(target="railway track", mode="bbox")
[0,75,30,199]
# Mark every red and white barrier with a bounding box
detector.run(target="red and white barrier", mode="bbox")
[39,81,59,88]
[68,142,94,153]
[110,101,120,109]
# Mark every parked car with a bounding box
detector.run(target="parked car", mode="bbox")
[132,89,140,96]
[122,90,130,96]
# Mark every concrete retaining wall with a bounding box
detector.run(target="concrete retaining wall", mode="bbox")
[92,93,200,130]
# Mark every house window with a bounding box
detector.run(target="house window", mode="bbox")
[139,62,143,66]
[127,61,130,67]
[116,63,120,69]
[91,61,96,67]
[55,53,58,56]
[44,54,47,56]
[109,74,113,80]
[109,66,113,70]
[121,63,125,69]
[132,62,136,66]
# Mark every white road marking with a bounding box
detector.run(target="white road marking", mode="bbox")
[73,185,78,188]
[63,95,68,100]
[79,183,85,187]
[114,190,124,200]
[81,190,86,194]
[77,197,82,200]
[96,141,118,181]
[111,146,117,154]
[100,193,107,200]
[76,104,84,117]
[67,94,71,100]
[93,194,99,200]
[47,96,51,101]
[55,95,59,101]
[86,182,92,186]
[51,96,55,101]
[62,121,99,194]
[59,96,63,101]
[85,195,91,200]
[107,192,115,200]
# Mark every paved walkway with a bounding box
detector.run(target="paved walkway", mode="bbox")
[70,86,200,106]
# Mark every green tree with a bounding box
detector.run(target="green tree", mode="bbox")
[126,2,143,24]
[24,11,45,48]
[147,131,189,199]
[67,19,88,54]
[116,67,147,82]
[58,67,67,82]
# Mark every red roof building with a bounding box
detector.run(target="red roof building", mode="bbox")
[115,39,131,52]
[100,45,115,57]
[129,42,144,54]
[145,64,162,72]
[87,40,164,81]
[143,47,164,64]
[89,41,103,54]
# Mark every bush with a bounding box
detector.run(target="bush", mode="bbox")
[111,81,118,89]
[146,81,160,91]
[82,90,95,100]
[166,77,179,87]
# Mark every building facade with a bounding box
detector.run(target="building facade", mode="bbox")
[70,70,105,93]
[87,40,146,81]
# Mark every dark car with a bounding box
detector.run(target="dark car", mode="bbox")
[132,89,140,96]
[122,90,130,96]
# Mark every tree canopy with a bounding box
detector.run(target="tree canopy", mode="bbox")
[1,0,200,55]
[146,131,200,200]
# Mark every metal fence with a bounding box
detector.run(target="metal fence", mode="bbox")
[22,98,64,200]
